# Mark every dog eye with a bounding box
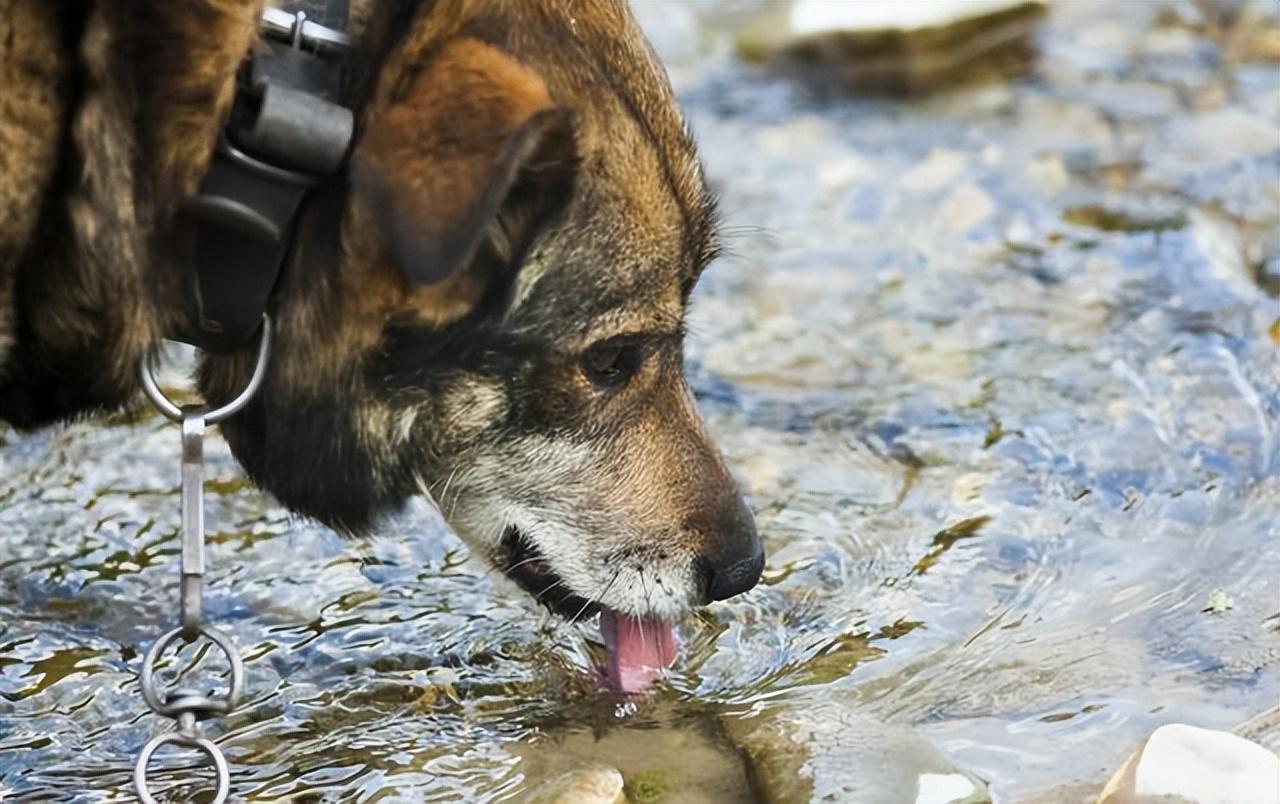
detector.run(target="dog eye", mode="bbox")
[580,342,641,388]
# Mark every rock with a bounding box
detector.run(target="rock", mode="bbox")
[721,702,989,803]
[738,0,1048,94]
[526,766,625,804]
[1235,705,1280,755]
[917,773,987,804]
[1097,723,1280,804]
[511,713,756,803]
[788,0,1038,34]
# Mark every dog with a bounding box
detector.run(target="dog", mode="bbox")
[0,0,763,690]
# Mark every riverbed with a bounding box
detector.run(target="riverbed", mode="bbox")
[2,1,1278,800]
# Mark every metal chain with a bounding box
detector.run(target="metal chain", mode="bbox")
[133,319,271,803]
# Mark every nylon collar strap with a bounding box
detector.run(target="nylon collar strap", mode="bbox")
[175,4,352,353]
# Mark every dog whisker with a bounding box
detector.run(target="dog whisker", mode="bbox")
[426,467,459,510]
[476,516,513,580]
[533,579,566,604]
[571,568,621,624]
[500,554,547,574]
[638,568,653,653]
[441,471,468,521]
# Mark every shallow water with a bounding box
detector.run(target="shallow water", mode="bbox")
[3,1,1279,801]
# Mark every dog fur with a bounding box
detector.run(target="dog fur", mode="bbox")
[0,0,762,621]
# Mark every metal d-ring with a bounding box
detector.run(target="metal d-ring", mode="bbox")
[139,625,245,720]
[134,729,231,804]
[139,315,272,424]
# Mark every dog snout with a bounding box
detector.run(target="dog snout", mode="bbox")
[691,500,764,603]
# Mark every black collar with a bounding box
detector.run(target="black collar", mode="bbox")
[175,6,353,353]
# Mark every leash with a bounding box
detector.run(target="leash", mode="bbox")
[132,4,351,800]
[132,318,270,803]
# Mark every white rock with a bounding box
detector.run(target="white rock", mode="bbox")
[1098,723,1280,804]
[738,0,1047,94]
[917,772,979,804]
[791,0,1040,35]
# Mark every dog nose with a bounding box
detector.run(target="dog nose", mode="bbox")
[696,548,765,603]
[688,491,764,603]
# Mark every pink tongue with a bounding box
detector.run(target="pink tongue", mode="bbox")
[598,610,677,694]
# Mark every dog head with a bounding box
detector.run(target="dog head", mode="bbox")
[205,2,762,640]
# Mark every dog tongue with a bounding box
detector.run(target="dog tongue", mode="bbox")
[598,610,677,694]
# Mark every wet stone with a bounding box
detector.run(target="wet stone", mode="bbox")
[738,0,1048,94]
[721,701,989,803]
[510,705,756,804]
[527,766,625,804]
[1236,706,1280,756]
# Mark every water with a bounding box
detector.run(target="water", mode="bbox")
[3,2,1278,800]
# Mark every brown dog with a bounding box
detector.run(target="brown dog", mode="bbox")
[0,0,762,689]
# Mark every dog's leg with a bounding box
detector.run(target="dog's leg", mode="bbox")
[0,0,73,378]
[1,1,261,424]
[2,2,159,424]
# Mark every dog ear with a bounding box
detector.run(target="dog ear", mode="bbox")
[353,39,577,288]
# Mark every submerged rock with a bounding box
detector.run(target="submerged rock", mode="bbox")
[1235,705,1280,755]
[511,706,757,803]
[1097,723,1280,804]
[527,766,625,804]
[738,0,1048,94]
[721,702,989,803]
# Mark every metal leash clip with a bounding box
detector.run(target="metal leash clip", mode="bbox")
[133,317,271,803]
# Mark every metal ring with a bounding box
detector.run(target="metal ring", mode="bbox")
[134,731,231,804]
[260,6,351,54]
[140,626,244,719]
[138,315,272,424]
